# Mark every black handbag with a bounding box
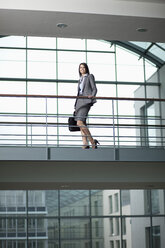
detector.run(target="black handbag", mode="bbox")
[68,115,80,132]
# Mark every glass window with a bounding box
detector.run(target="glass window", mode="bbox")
[126,217,150,248]
[121,190,130,207]
[109,196,113,214]
[0,36,161,148]
[60,190,89,216]
[27,36,56,49]
[122,218,126,235]
[28,191,45,207]
[152,217,165,248]
[0,190,164,248]
[146,225,161,248]
[58,82,76,115]
[17,218,26,230]
[116,240,120,248]
[110,240,114,248]
[115,218,120,235]
[95,220,99,237]
[61,218,90,242]
[87,39,114,52]
[87,52,115,81]
[0,49,26,78]
[116,46,144,82]
[145,60,157,81]
[109,218,114,236]
[0,96,26,113]
[58,51,86,80]
[130,41,152,50]
[92,218,104,240]
[58,38,85,50]
[151,190,160,214]
[0,81,26,94]
[91,190,103,216]
[114,193,119,212]
[27,50,56,79]
[121,190,147,215]
[0,218,6,231]
[94,201,99,216]
[0,36,26,47]
[140,101,161,147]
[122,240,127,248]
[48,218,59,242]
[122,190,151,215]
[150,45,165,61]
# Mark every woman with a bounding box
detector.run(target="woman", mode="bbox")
[74,63,99,149]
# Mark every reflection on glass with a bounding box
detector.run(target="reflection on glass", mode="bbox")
[127,217,150,248]
[92,218,104,247]
[91,190,103,216]
[28,191,45,207]
[152,217,165,248]
[109,195,113,214]
[151,190,160,214]
[48,219,59,247]
[0,190,165,247]
[60,190,89,216]
[61,218,90,246]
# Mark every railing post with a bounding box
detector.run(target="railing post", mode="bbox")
[45,97,48,159]
[31,124,33,147]
[112,99,116,160]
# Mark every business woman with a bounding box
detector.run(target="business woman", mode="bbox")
[74,63,99,149]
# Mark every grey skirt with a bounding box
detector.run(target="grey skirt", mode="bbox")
[74,104,91,122]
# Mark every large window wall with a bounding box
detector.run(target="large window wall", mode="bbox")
[0,36,161,147]
[0,189,165,248]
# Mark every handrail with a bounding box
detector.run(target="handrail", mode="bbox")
[0,94,165,102]
[0,121,165,128]
[0,94,164,148]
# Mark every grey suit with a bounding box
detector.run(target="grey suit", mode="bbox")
[74,74,97,121]
[74,74,97,111]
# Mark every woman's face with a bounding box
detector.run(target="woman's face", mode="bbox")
[79,64,86,75]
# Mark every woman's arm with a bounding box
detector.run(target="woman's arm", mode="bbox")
[88,74,97,98]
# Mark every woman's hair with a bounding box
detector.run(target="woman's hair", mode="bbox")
[79,63,90,76]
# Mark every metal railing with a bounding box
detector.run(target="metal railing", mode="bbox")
[0,94,165,148]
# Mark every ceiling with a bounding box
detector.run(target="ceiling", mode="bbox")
[0,0,165,43]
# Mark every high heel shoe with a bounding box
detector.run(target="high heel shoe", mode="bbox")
[92,139,100,149]
[82,145,90,149]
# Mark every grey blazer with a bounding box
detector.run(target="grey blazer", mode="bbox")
[74,74,97,111]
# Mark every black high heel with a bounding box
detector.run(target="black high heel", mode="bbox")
[82,145,90,149]
[92,139,100,149]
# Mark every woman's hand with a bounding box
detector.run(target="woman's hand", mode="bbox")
[87,95,94,99]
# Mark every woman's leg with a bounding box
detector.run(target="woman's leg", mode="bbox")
[77,120,95,148]
[80,129,88,148]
